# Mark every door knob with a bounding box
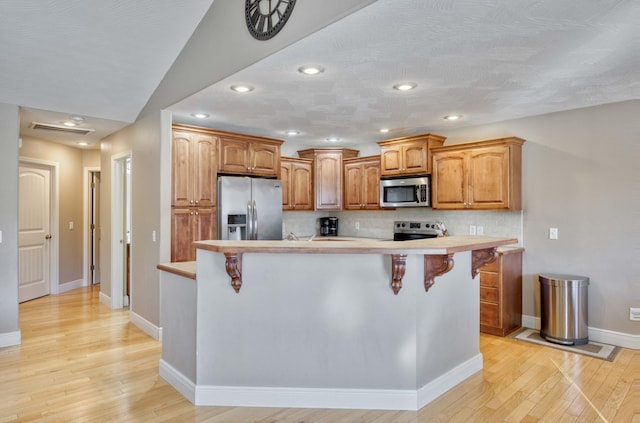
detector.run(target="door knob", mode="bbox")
[45,234,52,239]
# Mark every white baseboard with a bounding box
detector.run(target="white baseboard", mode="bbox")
[159,359,196,403]
[130,310,162,341]
[417,353,483,409]
[99,291,111,307]
[58,278,86,293]
[0,330,22,348]
[189,353,483,411]
[521,314,640,350]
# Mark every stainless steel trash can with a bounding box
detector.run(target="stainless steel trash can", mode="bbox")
[538,274,589,345]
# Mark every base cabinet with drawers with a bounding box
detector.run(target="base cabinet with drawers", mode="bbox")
[479,248,524,336]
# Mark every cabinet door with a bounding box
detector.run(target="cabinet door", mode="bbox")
[432,151,468,209]
[468,146,510,209]
[380,146,402,176]
[218,138,249,174]
[291,162,313,210]
[343,163,364,210]
[171,132,193,207]
[171,208,195,262]
[192,134,217,207]
[362,160,381,209]
[281,161,292,209]
[193,207,217,242]
[315,152,343,210]
[250,143,280,177]
[402,141,429,174]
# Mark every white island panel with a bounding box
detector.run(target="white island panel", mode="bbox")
[192,249,480,410]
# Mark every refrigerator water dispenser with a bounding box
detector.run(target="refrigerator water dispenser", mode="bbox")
[227,214,247,240]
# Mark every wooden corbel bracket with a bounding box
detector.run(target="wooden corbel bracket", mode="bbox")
[390,254,407,295]
[423,254,455,292]
[224,253,243,293]
[471,248,498,279]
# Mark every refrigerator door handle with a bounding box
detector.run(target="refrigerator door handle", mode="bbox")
[253,200,258,240]
[247,200,253,240]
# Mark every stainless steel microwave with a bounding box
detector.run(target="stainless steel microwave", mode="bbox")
[380,176,431,208]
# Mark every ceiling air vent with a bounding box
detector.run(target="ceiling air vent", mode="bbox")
[30,122,95,136]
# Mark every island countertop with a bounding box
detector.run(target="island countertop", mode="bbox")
[193,235,518,255]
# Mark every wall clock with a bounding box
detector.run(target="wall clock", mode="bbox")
[245,0,296,40]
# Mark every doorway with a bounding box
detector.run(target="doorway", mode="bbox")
[111,153,132,309]
[84,168,101,286]
[18,160,59,302]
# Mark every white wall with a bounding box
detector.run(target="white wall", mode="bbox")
[441,100,640,335]
[0,103,20,346]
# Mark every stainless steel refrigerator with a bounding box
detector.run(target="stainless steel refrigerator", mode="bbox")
[217,176,283,240]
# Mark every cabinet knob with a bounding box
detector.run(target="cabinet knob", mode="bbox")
[190,200,194,204]
[195,200,199,204]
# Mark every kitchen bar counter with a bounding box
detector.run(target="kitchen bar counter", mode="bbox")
[159,235,518,411]
[193,236,517,294]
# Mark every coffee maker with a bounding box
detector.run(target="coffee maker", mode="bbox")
[319,217,338,237]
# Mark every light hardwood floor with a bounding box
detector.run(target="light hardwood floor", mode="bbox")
[2,286,638,422]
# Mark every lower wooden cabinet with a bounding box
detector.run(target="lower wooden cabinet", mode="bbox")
[171,207,217,262]
[479,248,523,336]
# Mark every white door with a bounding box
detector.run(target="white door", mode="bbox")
[18,165,51,302]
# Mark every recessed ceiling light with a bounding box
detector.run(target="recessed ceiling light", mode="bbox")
[230,84,254,93]
[298,65,325,75]
[63,121,77,127]
[286,130,300,136]
[77,141,89,146]
[191,113,210,119]
[71,116,84,122]
[379,128,390,133]
[392,82,417,91]
[443,114,463,121]
[325,137,339,143]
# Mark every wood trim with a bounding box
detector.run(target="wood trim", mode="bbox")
[472,248,498,279]
[391,254,407,295]
[224,253,243,293]
[423,254,455,292]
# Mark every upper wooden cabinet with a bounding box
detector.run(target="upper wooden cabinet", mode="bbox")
[297,148,359,211]
[172,125,217,208]
[377,134,446,177]
[281,157,314,211]
[218,134,283,178]
[343,156,381,210]
[431,137,525,210]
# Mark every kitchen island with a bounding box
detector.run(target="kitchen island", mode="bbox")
[159,236,517,410]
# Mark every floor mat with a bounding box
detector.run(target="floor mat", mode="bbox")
[511,328,620,361]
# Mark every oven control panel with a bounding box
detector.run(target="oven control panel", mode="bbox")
[394,221,447,238]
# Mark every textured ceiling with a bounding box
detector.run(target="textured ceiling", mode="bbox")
[170,0,640,150]
[0,0,213,147]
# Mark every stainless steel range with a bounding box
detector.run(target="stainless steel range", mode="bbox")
[393,221,448,241]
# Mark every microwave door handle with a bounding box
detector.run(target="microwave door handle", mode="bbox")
[415,185,420,202]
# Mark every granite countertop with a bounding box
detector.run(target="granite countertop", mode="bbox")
[157,261,196,279]
[193,235,518,255]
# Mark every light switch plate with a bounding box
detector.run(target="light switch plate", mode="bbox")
[549,227,558,239]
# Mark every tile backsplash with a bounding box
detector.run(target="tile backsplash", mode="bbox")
[283,209,523,245]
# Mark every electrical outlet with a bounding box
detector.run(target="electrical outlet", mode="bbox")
[355,221,360,230]
[469,225,476,235]
[152,230,157,242]
[477,226,484,235]
[69,221,74,230]
[630,307,640,321]
[549,227,558,240]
